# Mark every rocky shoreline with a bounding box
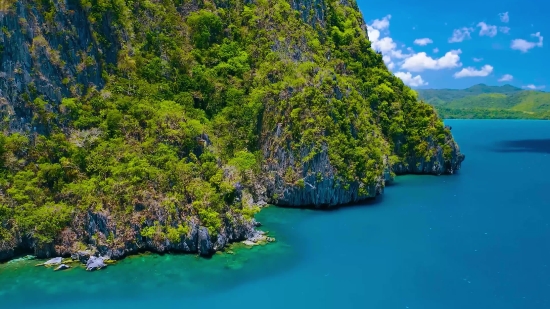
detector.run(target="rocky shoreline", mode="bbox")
[3,226,276,271]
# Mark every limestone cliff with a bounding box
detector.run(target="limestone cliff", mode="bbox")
[0,1,109,133]
[0,0,464,262]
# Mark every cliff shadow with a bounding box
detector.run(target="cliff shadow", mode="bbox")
[491,139,550,154]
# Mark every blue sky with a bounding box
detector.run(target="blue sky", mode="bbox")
[357,0,548,90]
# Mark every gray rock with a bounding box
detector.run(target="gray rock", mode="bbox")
[54,264,70,271]
[43,257,63,266]
[86,256,107,271]
[71,250,93,264]
[197,226,213,256]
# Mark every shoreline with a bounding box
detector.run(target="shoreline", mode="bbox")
[1,227,277,270]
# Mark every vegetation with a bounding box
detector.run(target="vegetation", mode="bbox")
[0,0,455,254]
[417,84,550,119]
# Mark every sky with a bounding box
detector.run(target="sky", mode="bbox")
[357,0,548,90]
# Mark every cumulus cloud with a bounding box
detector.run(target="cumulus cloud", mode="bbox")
[498,74,513,82]
[453,65,494,78]
[499,26,510,34]
[367,15,417,71]
[477,22,498,37]
[449,27,474,43]
[511,32,543,52]
[401,50,462,72]
[499,12,509,23]
[367,15,463,79]
[413,38,433,46]
[394,72,428,87]
[371,15,392,30]
[522,84,546,90]
[433,48,439,53]
[372,37,397,53]
[473,57,483,62]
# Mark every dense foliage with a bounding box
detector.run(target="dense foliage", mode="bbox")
[417,84,550,119]
[0,0,454,253]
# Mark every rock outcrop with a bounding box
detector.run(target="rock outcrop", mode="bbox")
[392,134,465,175]
[263,144,385,207]
[0,1,108,133]
[86,256,107,271]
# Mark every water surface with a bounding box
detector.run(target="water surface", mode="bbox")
[1,120,549,308]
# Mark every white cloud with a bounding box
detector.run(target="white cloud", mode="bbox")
[449,27,474,43]
[382,55,395,70]
[511,32,543,52]
[499,26,510,34]
[372,37,397,53]
[413,38,433,46]
[473,57,483,62]
[453,65,494,78]
[433,48,439,53]
[368,15,414,71]
[368,15,463,78]
[498,74,513,82]
[499,12,509,23]
[370,15,391,30]
[401,50,462,72]
[394,72,428,87]
[477,22,498,37]
[522,84,545,90]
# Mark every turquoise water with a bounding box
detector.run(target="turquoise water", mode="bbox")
[1,120,550,308]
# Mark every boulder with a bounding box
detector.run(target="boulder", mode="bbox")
[43,257,63,266]
[71,250,94,264]
[86,256,107,271]
[54,264,71,271]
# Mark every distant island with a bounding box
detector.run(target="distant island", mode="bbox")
[417,84,550,119]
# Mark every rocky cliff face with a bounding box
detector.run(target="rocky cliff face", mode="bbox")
[0,200,259,261]
[262,143,385,207]
[0,1,110,133]
[392,133,464,175]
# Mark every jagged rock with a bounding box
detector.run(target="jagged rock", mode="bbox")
[197,227,213,257]
[71,250,93,264]
[242,240,257,246]
[86,256,107,271]
[54,264,70,271]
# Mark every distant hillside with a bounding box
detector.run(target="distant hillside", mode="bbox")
[417,84,550,119]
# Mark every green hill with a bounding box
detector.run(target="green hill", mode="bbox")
[417,84,550,119]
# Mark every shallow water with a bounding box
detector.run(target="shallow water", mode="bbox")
[1,120,550,309]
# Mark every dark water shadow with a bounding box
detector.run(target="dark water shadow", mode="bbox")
[491,139,550,154]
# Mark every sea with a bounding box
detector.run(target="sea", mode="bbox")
[1,119,549,309]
